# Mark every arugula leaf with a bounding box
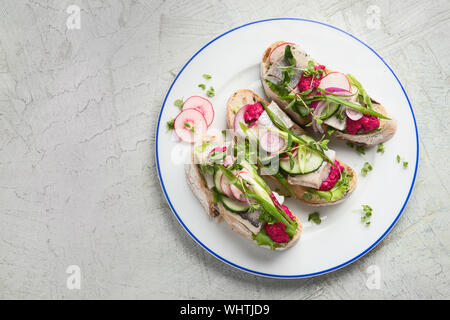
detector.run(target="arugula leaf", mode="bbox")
[252,229,283,250]
[305,171,351,202]
[284,45,296,66]
[265,79,290,97]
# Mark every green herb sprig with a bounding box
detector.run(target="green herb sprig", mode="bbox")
[361,162,373,176]
[308,212,322,225]
[396,155,408,168]
[174,98,184,109]
[360,205,373,225]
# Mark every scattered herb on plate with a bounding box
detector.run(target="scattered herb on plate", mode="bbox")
[361,162,373,176]
[198,84,206,90]
[360,205,372,225]
[174,98,184,109]
[396,155,408,168]
[167,118,175,130]
[308,212,321,225]
[206,86,215,97]
[202,74,212,80]
[356,145,366,155]
[377,143,385,154]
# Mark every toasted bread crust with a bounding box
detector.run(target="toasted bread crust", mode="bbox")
[261,41,397,146]
[185,134,302,250]
[227,89,357,206]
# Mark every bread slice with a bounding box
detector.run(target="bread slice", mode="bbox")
[185,134,302,250]
[261,41,397,147]
[227,89,357,206]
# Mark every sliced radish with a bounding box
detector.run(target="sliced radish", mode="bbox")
[230,184,247,202]
[318,72,351,92]
[220,174,233,198]
[311,101,326,134]
[182,96,214,127]
[233,105,247,138]
[346,107,363,121]
[269,42,295,63]
[223,155,234,167]
[259,130,286,153]
[233,105,257,140]
[209,146,226,156]
[174,108,208,144]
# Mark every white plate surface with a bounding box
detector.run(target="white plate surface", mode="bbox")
[156,19,418,278]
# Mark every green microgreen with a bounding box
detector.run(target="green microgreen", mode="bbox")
[308,212,322,225]
[166,118,175,130]
[174,98,184,109]
[361,162,373,176]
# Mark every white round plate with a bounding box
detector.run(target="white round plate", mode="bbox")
[156,19,418,278]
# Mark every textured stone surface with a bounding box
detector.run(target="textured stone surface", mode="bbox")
[0,0,449,299]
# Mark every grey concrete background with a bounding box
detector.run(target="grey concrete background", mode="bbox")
[0,0,449,299]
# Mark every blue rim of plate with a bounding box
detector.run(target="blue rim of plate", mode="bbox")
[155,18,419,278]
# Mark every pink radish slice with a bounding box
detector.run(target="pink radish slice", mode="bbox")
[230,184,247,202]
[318,72,351,92]
[259,131,286,153]
[220,174,233,198]
[182,96,214,127]
[269,42,295,63]
[174,108,208,144]
[234,105,249,138]
[346,108,363,121]
[209,146,226,156]
[324,87,352,96]
[311,101,326,134]
[223,155,234,167]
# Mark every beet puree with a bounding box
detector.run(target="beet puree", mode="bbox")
[243,103,264,123]
[265,222,290,243]
[297,65,326,92]
[319,160,344,191]
[266,193,296,243]
[346,114,380,135]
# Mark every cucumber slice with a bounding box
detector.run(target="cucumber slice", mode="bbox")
[319,102,340,120]
[280,150,323,175]
[221,196,250,213]
[280,157,302,174]
[214,169,225,195]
